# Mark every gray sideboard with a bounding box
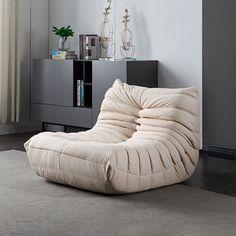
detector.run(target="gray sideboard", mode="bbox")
[31,59,158,129]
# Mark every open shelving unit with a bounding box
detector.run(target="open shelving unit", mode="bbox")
[73,61,93,108]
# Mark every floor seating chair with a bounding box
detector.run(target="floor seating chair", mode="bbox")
[25,80,200,194]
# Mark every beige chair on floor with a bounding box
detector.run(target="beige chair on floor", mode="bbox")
[25,80,200,194]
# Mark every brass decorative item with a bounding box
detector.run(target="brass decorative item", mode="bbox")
[100,0,115,59]
[120,9,135,59]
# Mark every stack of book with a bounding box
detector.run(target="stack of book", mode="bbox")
[79,34,100,60]
[77,80,84,106]
[65,51,78,60]
[51,50,78,60]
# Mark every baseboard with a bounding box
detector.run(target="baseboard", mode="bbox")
[0,122,41,136]
[207,146,236,160]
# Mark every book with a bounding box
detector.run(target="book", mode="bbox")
[51,50,77,60]
[79,35,83,59]
[80,80,84,106]
[79,34,100,60]
[51,54,66,60]
[77,80,81,106]
[66,55,78,60]
[85,46,98,60]
[77,80,85,106]
[51,49,59,56]
[65,51,75,55]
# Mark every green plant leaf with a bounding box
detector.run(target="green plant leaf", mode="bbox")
[52,25,75,38]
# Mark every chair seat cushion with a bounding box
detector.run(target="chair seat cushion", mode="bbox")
[25,80,200,194]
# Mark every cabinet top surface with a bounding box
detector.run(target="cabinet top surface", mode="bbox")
[34,58,158,63]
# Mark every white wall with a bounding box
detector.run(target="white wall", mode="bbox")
[49,0,115,52]
[48,0,203,145]
[49,0,202,90]
[49,0,202,144]
[0,0,49,135]
[0,0,203,135]
[31,0,49,59]
[116,0,202,89]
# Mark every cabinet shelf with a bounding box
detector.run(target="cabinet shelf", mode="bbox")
[74,61,93,108]
[75,106,92,109]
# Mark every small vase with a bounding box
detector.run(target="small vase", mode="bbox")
[58,37,70,51]
[99,1,115,59]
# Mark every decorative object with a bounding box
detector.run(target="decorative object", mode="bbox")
[79,34,100,60]
[50,50,77,60]
[120,9,135,59]
[52,25,75,51]
[99,0,115,59]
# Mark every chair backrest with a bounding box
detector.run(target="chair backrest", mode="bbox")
[96,79,200,150]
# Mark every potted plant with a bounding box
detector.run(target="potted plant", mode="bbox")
[52,25,74,51]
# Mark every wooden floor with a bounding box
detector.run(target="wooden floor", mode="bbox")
[0,132,38,152]
[0,132,235,197]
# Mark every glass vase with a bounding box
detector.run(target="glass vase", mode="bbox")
[58,37,70,51]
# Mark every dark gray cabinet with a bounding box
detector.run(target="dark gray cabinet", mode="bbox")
[32,59,158,129]
[33,60,74,107]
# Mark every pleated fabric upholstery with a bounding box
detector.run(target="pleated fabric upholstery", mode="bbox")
[25,80,200,194]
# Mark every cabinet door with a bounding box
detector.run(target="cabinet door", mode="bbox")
[127,61,158,87]
[32,104,93,128]
[92,61,127,124]
[32,59,74,107]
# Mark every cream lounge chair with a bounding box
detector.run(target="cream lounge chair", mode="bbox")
[25,80,200,194]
